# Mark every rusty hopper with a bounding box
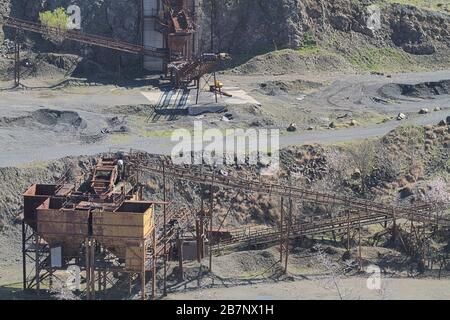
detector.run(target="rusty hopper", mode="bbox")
[22,156,154,272]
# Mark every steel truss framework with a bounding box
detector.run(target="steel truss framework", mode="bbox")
[25,152,427,301]
[129,152,449,281]
[22,219,156,300]
[21,155,450,300]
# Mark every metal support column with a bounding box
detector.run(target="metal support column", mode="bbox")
[346,210,351,252]
[195,219,201,263]
[213,72,218,103]
[141,239,146,300]
[195,77,200,104]
[35,233,40,296]
[209,174,215,272]
[152,228,156,300]
[14,29,20,87]
[163,162,167,296]
[279,197,284,262]
[177,236,184,282]
[85,238,94,300]
[392,208,397,245]
[358,212,362,270]
[284,198,292,273]
[103,270,107,294]
[22,220,27,291]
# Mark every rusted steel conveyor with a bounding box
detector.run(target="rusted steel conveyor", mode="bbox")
[1,15,168,58]
[129,155,450,229]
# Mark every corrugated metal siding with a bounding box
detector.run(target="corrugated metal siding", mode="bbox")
[143,0,164,72]
[144,56,164,72]
[143,0,158,16]
[143,18,163,48]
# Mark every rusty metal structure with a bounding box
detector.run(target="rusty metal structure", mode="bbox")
[2,0,224,89]
[22,155,162,300]
[129,154,450,271]
[22,151,450,299]
[2,15,167,57]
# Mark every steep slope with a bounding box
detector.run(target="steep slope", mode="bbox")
[0,0,449,73]
[201,0,450,73]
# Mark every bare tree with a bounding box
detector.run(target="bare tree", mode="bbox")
[348,140,377,197]
[320,148,352,193]
[311,244,359,300]
[421,178,450,204]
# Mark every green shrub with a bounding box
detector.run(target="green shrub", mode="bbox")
[39,8,69,32]
[303,31,317,48]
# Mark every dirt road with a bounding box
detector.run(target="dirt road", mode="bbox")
[168,277,450,300]
[0,70,449,167]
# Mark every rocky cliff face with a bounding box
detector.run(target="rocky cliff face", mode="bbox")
[0,0,11,42]
[2,0,142,70]
[1,0,449,71]
[199,0,450,56]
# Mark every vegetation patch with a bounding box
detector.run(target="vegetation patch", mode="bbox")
[39,7,69,44]
[382,0,450,13]
[347,47,420,72]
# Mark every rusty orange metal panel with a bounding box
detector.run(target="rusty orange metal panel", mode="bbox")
[37,209,89,237]
[125,245,145,272]
[91,202,154,270]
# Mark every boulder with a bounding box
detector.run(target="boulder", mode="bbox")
[287,123,297,132]
[351,169,361,180]
[419,108,429,115]
[399,186,414,199]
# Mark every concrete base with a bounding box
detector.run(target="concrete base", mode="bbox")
[181,241,208,261]
[141,86,261,111]
[187,104,227,116]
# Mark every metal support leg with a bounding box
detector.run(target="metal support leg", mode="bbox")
[16,38,20,85]
[392,218,397,245]
[22,220,27,291]
[196,219,201,263]
[14,30,19,87]
[284,198,292,273]
[163,163,167,296]
[103,270,107,294]
[213,72,218,103]
[195,77,200,104]
[128,273,132,295]
[346,210,351,252]
[209,178,214,272]
[280,197,284,263]
[85,238,95,300]
[177,238,184,282]
[152,229,156,300]
[97,270,101,293]
[141,239,146,300]
[35,233,40,297]
[358,213,362,271]
[90,241,95,300]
